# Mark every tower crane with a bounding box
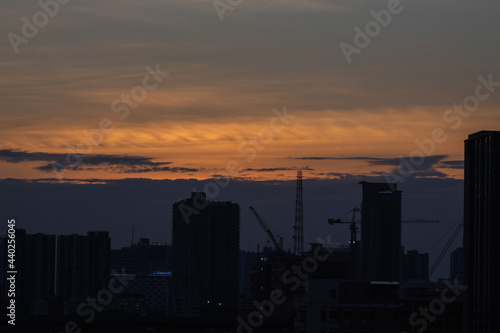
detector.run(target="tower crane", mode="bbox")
[328,207,360,279]
[328,208,439,279]
[249,206,284,253]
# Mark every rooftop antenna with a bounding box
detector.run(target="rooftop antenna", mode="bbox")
[131,226,135,247]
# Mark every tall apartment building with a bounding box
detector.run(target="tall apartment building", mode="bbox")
[360,181,402,282]
[0,230,56,313]
[57,231,110,300]
[402,249,429,282]
[172,192,240,315]
[464,130,500,333]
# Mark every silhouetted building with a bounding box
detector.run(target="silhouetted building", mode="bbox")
[400,279,463,333]
[172,192,240,316]
[108,272,170,315]
[249,251,301,321]
[247,243,352,327]
[295,279,400,333]
[169,279,200,317]
[464,130,500,333]
[0,230,56,314]
[402,249,429,282]
[308,243,352,280]
[450,247,463,279]
[111,238,172,275]
[111,248,141,274]
[360,181,402,282]
[57,231,110,303]
[239,250,258,299]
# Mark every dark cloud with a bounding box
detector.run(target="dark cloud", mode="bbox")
[412,170,449,178]
[241,167,313,173]
[0,149,198,174]
[0,148,169,166]
[439,160,464,170]
[292,155,456,180]
[368,155,448,169]
[372,155,449,179]
[102,166,199,174]
[325,172,354,178]
[0,149,66,164]
[291,156,384,161]
[292,155,448,168]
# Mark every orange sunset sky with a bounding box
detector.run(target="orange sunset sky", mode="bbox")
[1,0,499,182]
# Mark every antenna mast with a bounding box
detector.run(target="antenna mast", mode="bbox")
[293,170,304,255]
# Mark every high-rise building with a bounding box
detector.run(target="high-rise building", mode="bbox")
[402,249,429,282]
[172,192,240,315]
[0,229,110,316]
[0,230,56,313]
[57,231,110,301]
[360,181,402,282]
[464,130,500,333]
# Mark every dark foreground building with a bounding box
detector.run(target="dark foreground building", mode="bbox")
[57,231,111,301]
[401,249,429,282]
[360,181,402,282]
[172,192,240,316]
[0,230,110,318]
[111,237,172,275]
[0,230,56,315]
[464,130,500,333]
[400,279,463,333]
[295,279,400,333]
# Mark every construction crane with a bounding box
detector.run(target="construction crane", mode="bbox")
[429,218,464,278]
[293,170,304,255]
[328,207,360,279]
[328,209,439,243]
[328,207,361,246]
[328,208,439,279]
[249,206,284,253]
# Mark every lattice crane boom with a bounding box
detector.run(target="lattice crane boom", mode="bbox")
[249,206,283,252]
